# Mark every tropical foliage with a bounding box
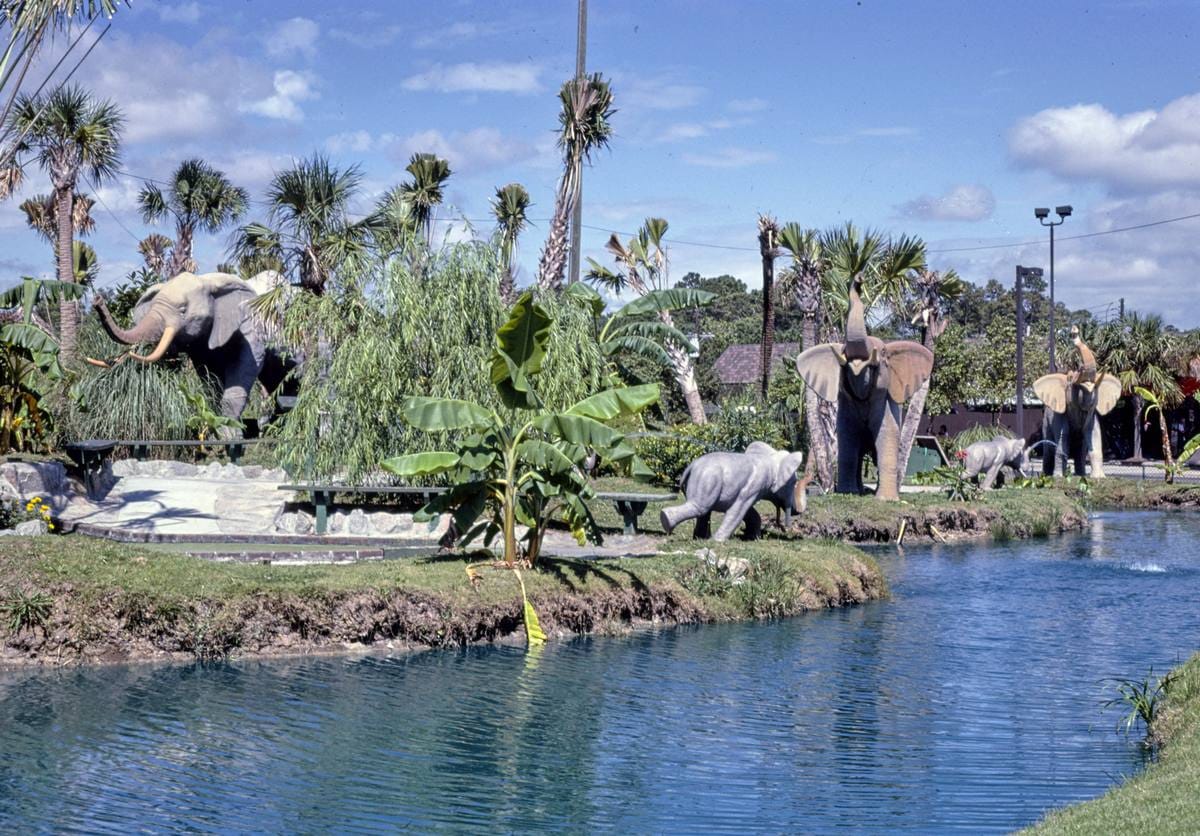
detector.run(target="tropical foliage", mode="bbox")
[383,292,658,567]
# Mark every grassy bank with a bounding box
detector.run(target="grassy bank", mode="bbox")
[0,534,886,667]
[1083,478,1200,509]
[1027,653,1200,835]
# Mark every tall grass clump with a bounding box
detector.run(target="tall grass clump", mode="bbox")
[58,319,216,443]
[273,242,607,482]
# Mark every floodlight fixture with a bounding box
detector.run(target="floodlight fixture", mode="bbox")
[1056,205,1073,218]
[1034,207,1050,219]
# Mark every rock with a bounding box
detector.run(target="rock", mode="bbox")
[274,511,313,534]
[346,508,370,535]
[0,461,67,499]
[111,459,139,477]
[240,465,263,479]
[14,519,48,536]
[697,549,750,584]
[161,460,199,477]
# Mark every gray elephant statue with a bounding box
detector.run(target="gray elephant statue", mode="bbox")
[91,271,293,434]
[1035,327,1121,477]
[963,436,1028,489]
[793,278,933,500]
[660,442,808,541]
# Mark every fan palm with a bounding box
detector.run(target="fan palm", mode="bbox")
[231,153,372,295]
[137,232,174,276]
[756,214,780,400]
[7,83,122,361]
[139,158,247,276]
[400,152,451,246]
[492,182,531,305]
[19,190,93,243]
[1102,312,1181,462]
[537,73,615,293]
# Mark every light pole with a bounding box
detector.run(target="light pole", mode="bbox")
[567,0,588,287]
[1035,205,1072,371]
[1015,265,1043,440]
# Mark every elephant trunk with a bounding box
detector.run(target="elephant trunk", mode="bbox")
[95,297,165,346]
[844,277,870,360]
[130,325,178,363]
[1073,331,1098,382]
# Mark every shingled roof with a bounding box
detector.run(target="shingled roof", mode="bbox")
[713,342,800,385]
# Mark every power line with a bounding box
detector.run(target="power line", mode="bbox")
[84,174,140,244]
[927,212,1200,254]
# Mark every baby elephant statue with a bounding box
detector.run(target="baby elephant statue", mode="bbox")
[963,437,1028,489]
[660,442,807,541]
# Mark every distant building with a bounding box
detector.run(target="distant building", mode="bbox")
[713,342,799,391]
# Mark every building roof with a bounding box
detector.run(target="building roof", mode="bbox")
[713,342,800,385]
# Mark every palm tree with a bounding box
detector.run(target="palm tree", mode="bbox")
[537,73,615,294]
[139,158,248,276]
[585,217,707,424]
[231,153,372,295]
[7,83,122,360]
[492,182,530,305]
[137,232,174,276]
[19,191,94,242]
[400,152,451,246]
[778,224,829,484]
[1101,312,1181,462]
[756,214,780,401]
[897,267,964,477]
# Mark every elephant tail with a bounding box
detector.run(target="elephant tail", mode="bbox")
[678,462,694,492]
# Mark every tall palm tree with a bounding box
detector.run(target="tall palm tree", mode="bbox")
[778,224,829,484]
[7,83,122,361]
[586,217,707,424]
[1101,312,1181,462]
[537,73,615,294]
[231,153,372,295]
[492,182,531,305]
[756,214,780,401]
[139,158,248,276]
[897,267,964,477]
[19,191,94,242]
[400,152,451,246]
[138,232,174,276]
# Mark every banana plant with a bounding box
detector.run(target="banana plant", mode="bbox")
[1136,385,1180,483]
[383,291,660,568]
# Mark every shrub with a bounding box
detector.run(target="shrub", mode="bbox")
[948,423,1014,456]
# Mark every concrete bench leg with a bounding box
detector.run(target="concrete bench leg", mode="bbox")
[615,500,648,535]
[230,444,244,464]
[314,490,330,535]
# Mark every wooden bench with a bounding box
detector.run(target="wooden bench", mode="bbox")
[65,440,118,500]
[277,484,677,537]
[593,491,677,535]
[277,484,448,534]
[124,438,275,463]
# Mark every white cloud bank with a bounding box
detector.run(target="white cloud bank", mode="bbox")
[897,184,995,222]
[401,62,541,94]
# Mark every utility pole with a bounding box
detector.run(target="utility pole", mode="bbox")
[567,0,588,288]
[1016,265,1044,440]
[1119,297,1125,320]
[1035,205,1072,371]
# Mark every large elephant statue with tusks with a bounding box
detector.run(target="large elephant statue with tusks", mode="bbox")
[91,271,292,435]
[1035,327,1121,477]
[793,278,933,500]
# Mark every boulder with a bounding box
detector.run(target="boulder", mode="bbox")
[13,519,48,536]
[274,511,313,535]
[0,462,70,508]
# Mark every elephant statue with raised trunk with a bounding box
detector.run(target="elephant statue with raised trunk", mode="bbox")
[793,278,933,500]
[1035,327,1121,477]
[660,442,807,541]
[90,271,293,435]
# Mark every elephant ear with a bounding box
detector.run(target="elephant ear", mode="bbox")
[1034,373,1071,414]
[883,341,933,403]
[771,451,805,492]
[131,283,165,324]
[1095,375,1122,415]
[204,273,257,349]
[794,343,843,403]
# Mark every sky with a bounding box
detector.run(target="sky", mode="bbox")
[4,0,1200,323]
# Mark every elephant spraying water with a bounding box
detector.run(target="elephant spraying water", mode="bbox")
[1034,327,1121,477]
[793,278,933,500]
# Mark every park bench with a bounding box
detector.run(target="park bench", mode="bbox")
[277,483,677,536]
[65,440,118,500]
[122,438,275,463]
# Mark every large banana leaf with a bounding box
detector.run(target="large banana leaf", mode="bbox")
[400,396,492,431]
[380,451,461,476]
[602,335,673,366]
[615,287,714,318]
[608,318,693,350]
[1,322,58,356]
[491,291,552,384]
[533,413,624,450]
[565,383,660,421]
[516,439,576,475]
[564,281,605,318]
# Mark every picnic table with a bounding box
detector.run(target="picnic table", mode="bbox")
[277,483,678,536]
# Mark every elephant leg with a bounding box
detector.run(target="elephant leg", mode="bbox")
[694,512,713,540]
[713,496,757,541]
[981,460,1003,490]
[1089,418,1106,478]
[216,340,264,440]
[873,400,902,501]
[661,501,703,535]
[835,405,862,494]
[739,507,762,541]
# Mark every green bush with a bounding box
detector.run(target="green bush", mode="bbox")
[948,423,1013,455]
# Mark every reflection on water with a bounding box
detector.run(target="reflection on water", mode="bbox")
[2,511,1199,833]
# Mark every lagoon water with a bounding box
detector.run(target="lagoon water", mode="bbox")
[3,511,1200,833]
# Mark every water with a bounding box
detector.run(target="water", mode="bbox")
[2,511,1199,833]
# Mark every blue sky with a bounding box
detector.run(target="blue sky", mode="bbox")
[6,0,1200,322]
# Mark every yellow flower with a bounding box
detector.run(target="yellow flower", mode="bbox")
[47,523,55,531]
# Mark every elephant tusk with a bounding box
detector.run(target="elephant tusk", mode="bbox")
[830,345,848,366]
[868,347,880,366]
[130,326,177,363]
[84,356,110,369]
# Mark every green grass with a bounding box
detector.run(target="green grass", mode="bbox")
[1026,653,1200,835]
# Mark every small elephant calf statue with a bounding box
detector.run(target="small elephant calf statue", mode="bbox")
[660,442,807,541]
[963,437,1028,489]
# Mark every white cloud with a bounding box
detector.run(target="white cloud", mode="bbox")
[1009,92,1200,192]
[682,147,776,168]
[413,21,500,49]
[622,79,706,111]
[325,130,388,154]
[401,62,541,94]
[266,17,319,61]
[388,128,536,173]
[897,184,995,222]
[728,97,768,113]
[240,70,318,122]
[157,2,200,24]
[329,25,404,49]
